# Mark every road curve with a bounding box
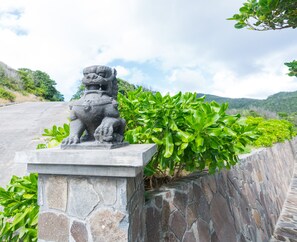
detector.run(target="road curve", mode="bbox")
[0,102,69,188]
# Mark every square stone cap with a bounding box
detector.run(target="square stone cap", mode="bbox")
[15,144,157,177]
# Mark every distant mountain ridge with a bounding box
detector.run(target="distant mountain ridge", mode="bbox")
[197,91,297,114]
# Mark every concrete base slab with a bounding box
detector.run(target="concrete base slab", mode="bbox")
[60,141,129,150]
[15,144,157,177]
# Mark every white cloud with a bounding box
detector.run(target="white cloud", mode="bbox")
[128,68,147,85]
[211,64,297,99]
[114,66,130,77]
[162,67,208,94]
[0,0,296,100]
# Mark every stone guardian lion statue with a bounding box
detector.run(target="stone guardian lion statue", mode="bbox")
[62,65,126,147]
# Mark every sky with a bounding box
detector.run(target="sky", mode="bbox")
[0,0,296,101]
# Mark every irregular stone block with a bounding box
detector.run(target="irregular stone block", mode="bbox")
[45,176,67,211]
[252,209,262,228]
[206,175,217,194]
[71,220,88,242]
[210,193,237,242]
[211,232,219,242]
[182,231,196,242]
[38,176,44,207]
[173,191,188,215]
[130,206,141,242]
[192,183,203,202]
[93,177,117,205]
[89,209,127,242]
[39,212,69,242]
[146,206,161,242]
[163,232,179,242]
[169,210,187,240]
[197,219,210,242]
[186,203,198,227]
[197,194,210,223]
[155,195,163,209]
[68,178,99,219]
[162,200,171,231]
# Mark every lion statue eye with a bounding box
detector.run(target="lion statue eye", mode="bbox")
[98,72,105,77]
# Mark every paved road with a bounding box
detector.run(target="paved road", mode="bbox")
[0,102,69,188]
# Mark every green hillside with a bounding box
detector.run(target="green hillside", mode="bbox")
[0,61,64,102]
[197,91,297,114]
[260,92,297,113]
[197,93,260,109]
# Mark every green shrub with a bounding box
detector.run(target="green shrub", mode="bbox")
[0,173,38,242]
[245,117,296,147]
[36,123,69,149]
[0,87,16,102]
[119,89,257,176]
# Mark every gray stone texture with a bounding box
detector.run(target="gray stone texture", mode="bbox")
[38,212,69,242]
[145,139,297,242]
[169,210,187,240]
[68,178,100,219]
[89,209,127,242]
[45,176,67,211]
[37,173,147,242]
[93,178,117,205]
[210,193,237,242]
[70,220,88,242]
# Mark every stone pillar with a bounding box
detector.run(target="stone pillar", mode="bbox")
[16,144,156,242]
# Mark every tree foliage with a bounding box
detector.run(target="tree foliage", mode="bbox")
[285,60,297,77]
[229,0,297,76]
[18,68,64,101]
[228,0,297,30]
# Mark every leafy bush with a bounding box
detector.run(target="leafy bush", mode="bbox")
[245,117,296,147]
[36,123,69,149]
[0,87,16,102]
[119,89,257,176]
[0,173,38,242]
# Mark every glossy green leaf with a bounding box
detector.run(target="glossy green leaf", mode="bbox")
[164,132,174,158]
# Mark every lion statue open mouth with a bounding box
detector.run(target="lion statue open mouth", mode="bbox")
[62,65,126,147]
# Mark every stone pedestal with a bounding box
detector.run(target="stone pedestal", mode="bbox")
[16,144,157,242]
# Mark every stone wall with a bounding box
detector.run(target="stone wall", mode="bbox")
[145,139,297,242]
[38,172,145,242]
